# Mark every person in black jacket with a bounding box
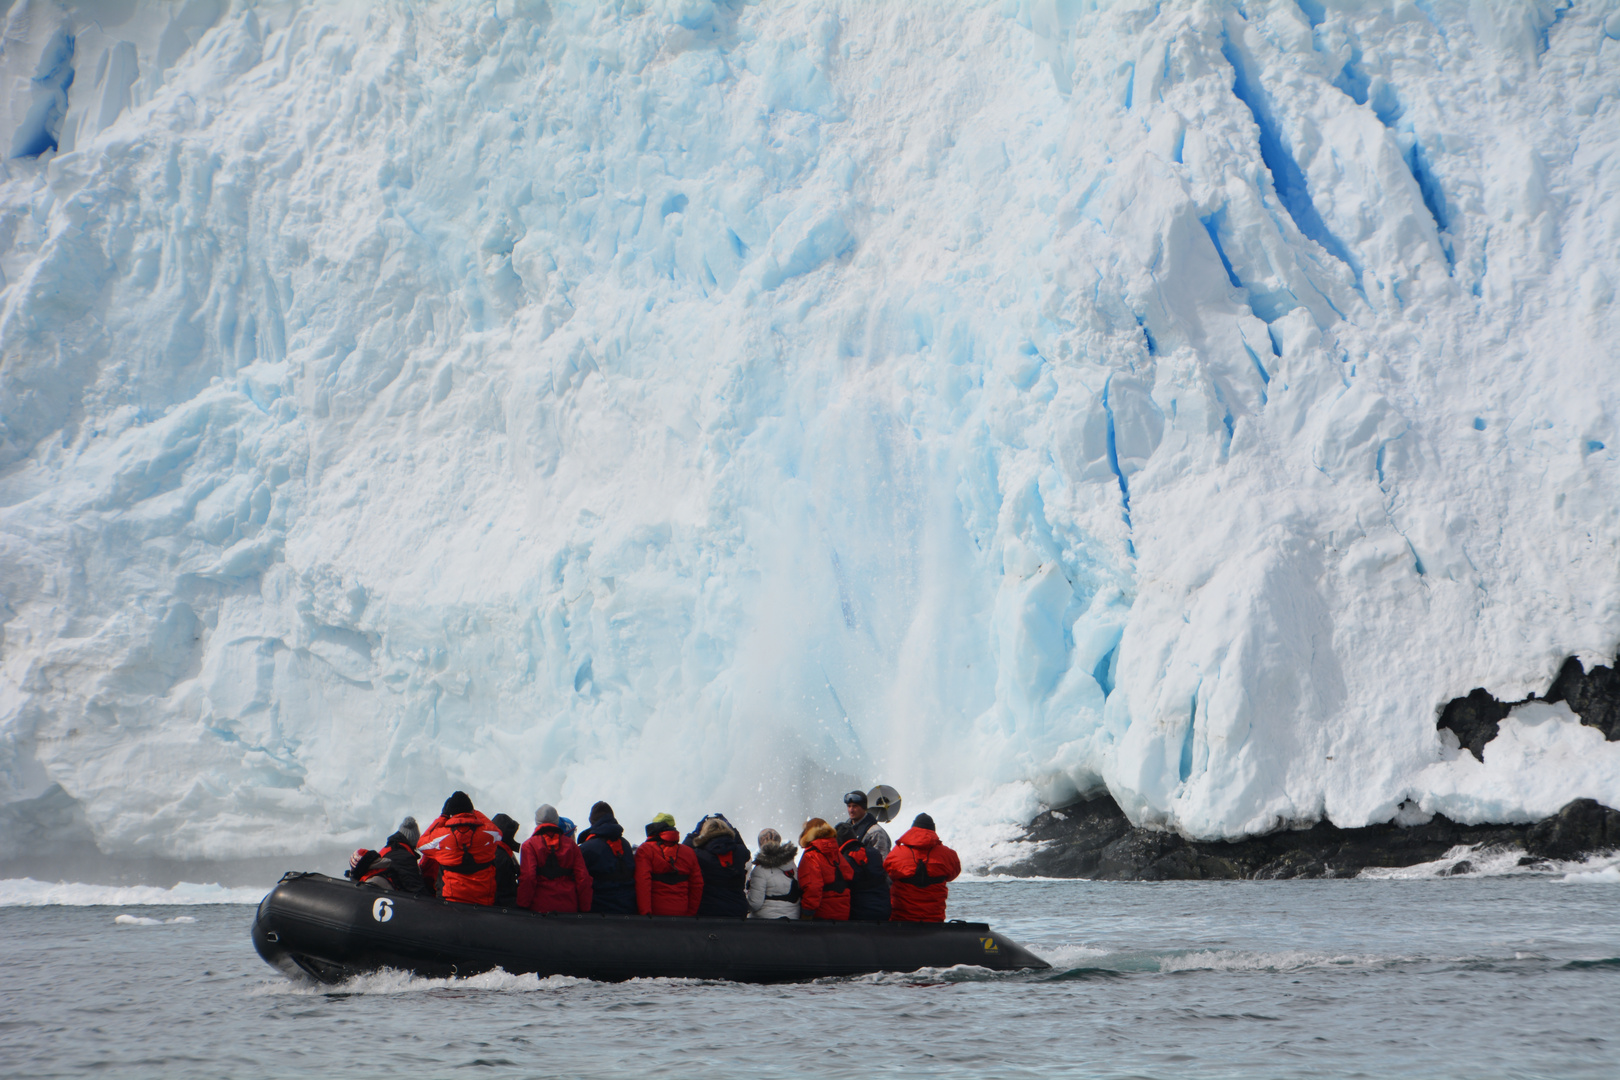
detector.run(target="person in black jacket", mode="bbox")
[576,801,638,914]
[684,813,751,917]
[347,816,426,894]
[835,820,892,921]
[491,813,522,907]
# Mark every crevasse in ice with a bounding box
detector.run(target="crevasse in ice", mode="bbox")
[1,0,1618,861]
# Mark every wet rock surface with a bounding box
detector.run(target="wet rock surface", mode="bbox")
[1524,798,1620,860]
[991,794,1620,880]
[1439,655,1620,761]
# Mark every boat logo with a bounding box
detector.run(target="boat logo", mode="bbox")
[980,936,999,953]
[372,897,394,923]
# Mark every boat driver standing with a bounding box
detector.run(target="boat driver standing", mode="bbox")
[843,790,893,859]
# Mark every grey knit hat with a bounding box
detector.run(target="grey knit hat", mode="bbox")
[398,816,421,847]
[535,803,560,826]
[757,828,781,847]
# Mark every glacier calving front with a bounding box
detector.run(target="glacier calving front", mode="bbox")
[1,0,1618,862]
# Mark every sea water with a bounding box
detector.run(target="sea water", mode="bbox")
[1,877,1616,1079]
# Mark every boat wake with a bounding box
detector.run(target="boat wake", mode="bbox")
[253,967,594,997]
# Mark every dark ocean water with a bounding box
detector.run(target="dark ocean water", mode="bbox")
[1,876,1616,1079]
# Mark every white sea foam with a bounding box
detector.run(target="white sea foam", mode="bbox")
[840,964,1002,985]
[0,877,267,907]
[1157,950,1411,974]
[1358,845,1620,881]
[112,913,197,925]
[1560,854,1620,883]
[1033,943,1114,969]
[257,967,589,996]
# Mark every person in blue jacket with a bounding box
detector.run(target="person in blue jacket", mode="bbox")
[684,813,751,917]
[576,801,638,914]
[835,820,892,921]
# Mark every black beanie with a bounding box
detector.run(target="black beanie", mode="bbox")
[492,813,519,844]
[442,790,474,817]
[590,801,614,825]
[912,813,936,831]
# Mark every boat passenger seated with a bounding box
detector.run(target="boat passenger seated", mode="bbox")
[347,816,425,894]
[636,814,703,916]
[745,828,800,919]
[577,801,638,915]
[684,814,751,918]
[517,804,593,914]
[835,820,892,922]
[417,791,504,905]
[883,813,961,922]
[491,813,522,907]
[796,819,853,921]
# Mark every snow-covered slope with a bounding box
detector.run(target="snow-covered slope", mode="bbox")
[1,0,1618,861]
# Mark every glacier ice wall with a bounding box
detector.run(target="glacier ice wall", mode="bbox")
[2,0,1619,860]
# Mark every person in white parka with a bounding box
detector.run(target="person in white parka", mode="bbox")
[746,828,801,919]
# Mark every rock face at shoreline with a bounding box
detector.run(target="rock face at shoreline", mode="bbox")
[990,796,1620,880]
[1439,657,1620,762]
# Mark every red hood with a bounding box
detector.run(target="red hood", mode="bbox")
[426,810,492,832]
[651,828,680,845]
[807,836,844,857]
[898,826,941,849]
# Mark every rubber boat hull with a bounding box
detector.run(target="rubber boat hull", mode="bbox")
[253,872,1050,984]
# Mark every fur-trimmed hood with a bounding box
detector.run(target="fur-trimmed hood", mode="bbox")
[753,840,798,869]
[692,815,739,847]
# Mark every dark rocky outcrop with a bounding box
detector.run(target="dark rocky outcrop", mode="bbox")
[1543,658,1620,740]
[1437,688,1513,762]
[1438,655,1620,761]
[990,793,1620,880]
[1524,798,1620,860]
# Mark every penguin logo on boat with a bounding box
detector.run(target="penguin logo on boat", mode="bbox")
[372,897,394,923]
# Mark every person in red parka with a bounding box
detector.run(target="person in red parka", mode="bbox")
[517,803,593,913]
[796,818,853,921]
[635,814,703,916]
[883,813,962,922]
[417,791,505,905]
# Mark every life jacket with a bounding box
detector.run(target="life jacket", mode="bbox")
[418,811,502,905]
[765,876,804,903]
[899,848,954,886]
[361,835,424,892]
[516,825,593,913]
[823,853,850,894]
[593,836,637,883]
[349,833,425,894]
[883,826,961,922]
[579,822,639,914]
[799,837,854,920]
[647,839,692,885]
[530,827,573,878]
[493,840,520,907]
[840,837,892,921]
[635,829,704,916]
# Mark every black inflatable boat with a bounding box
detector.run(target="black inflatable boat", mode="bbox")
[252,872,1050,983]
